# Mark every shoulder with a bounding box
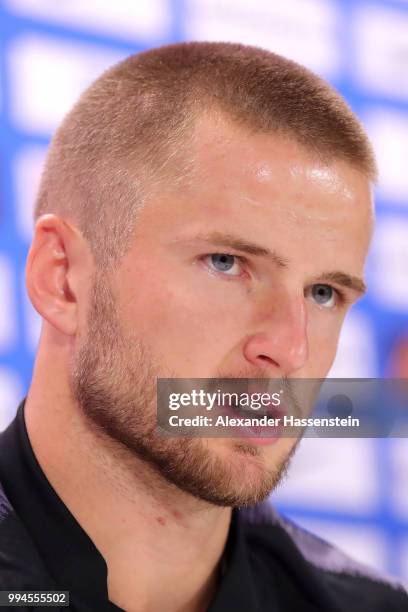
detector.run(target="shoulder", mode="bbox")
[238,501,408,612]
[0,481,55,591]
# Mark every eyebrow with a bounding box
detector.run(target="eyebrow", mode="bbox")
[191,231,289,267]
[185,231,367,295]
[317,272,367,295]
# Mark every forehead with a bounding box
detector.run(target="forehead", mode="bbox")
[185,113,372,213]
[136,114,374,267]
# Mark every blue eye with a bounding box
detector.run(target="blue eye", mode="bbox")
[205,253,243,276]
[311,284,336,308]
[211,254,235,271]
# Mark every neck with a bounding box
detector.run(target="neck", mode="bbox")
[24,383,231,612]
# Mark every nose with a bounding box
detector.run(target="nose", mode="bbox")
[243,290,308,376]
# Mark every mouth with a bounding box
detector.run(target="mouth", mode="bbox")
[218,388,286,443]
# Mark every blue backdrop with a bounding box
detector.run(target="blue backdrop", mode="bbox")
[0,0,407,583]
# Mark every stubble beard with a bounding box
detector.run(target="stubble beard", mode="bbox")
[69,270,299,507]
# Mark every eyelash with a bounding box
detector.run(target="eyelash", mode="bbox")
[201,253,249,279]
[310,286,348,309]
[201,253,350,307]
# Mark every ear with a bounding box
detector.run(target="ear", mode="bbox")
[25,214,92,337]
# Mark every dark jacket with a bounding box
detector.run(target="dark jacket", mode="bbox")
[1,479,407,612]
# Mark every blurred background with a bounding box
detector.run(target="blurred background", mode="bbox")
[0,0,407,585]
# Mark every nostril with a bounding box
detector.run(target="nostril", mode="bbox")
[259,355,270,361]
[257,354,281,368]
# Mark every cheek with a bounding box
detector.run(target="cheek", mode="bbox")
[120,278,242,370]
[307,312,346,374]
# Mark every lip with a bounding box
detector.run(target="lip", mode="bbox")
[216,399,285,444]
[243,435,280,446]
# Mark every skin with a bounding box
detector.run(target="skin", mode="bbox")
[24,114,374,612]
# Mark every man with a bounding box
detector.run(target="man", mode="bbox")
[0,41,406,611]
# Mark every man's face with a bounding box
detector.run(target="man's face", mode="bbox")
[71,116,374,507]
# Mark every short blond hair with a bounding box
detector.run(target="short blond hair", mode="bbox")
[34,41,377,269]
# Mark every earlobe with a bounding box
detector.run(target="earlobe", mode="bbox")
[25,214,78,337]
